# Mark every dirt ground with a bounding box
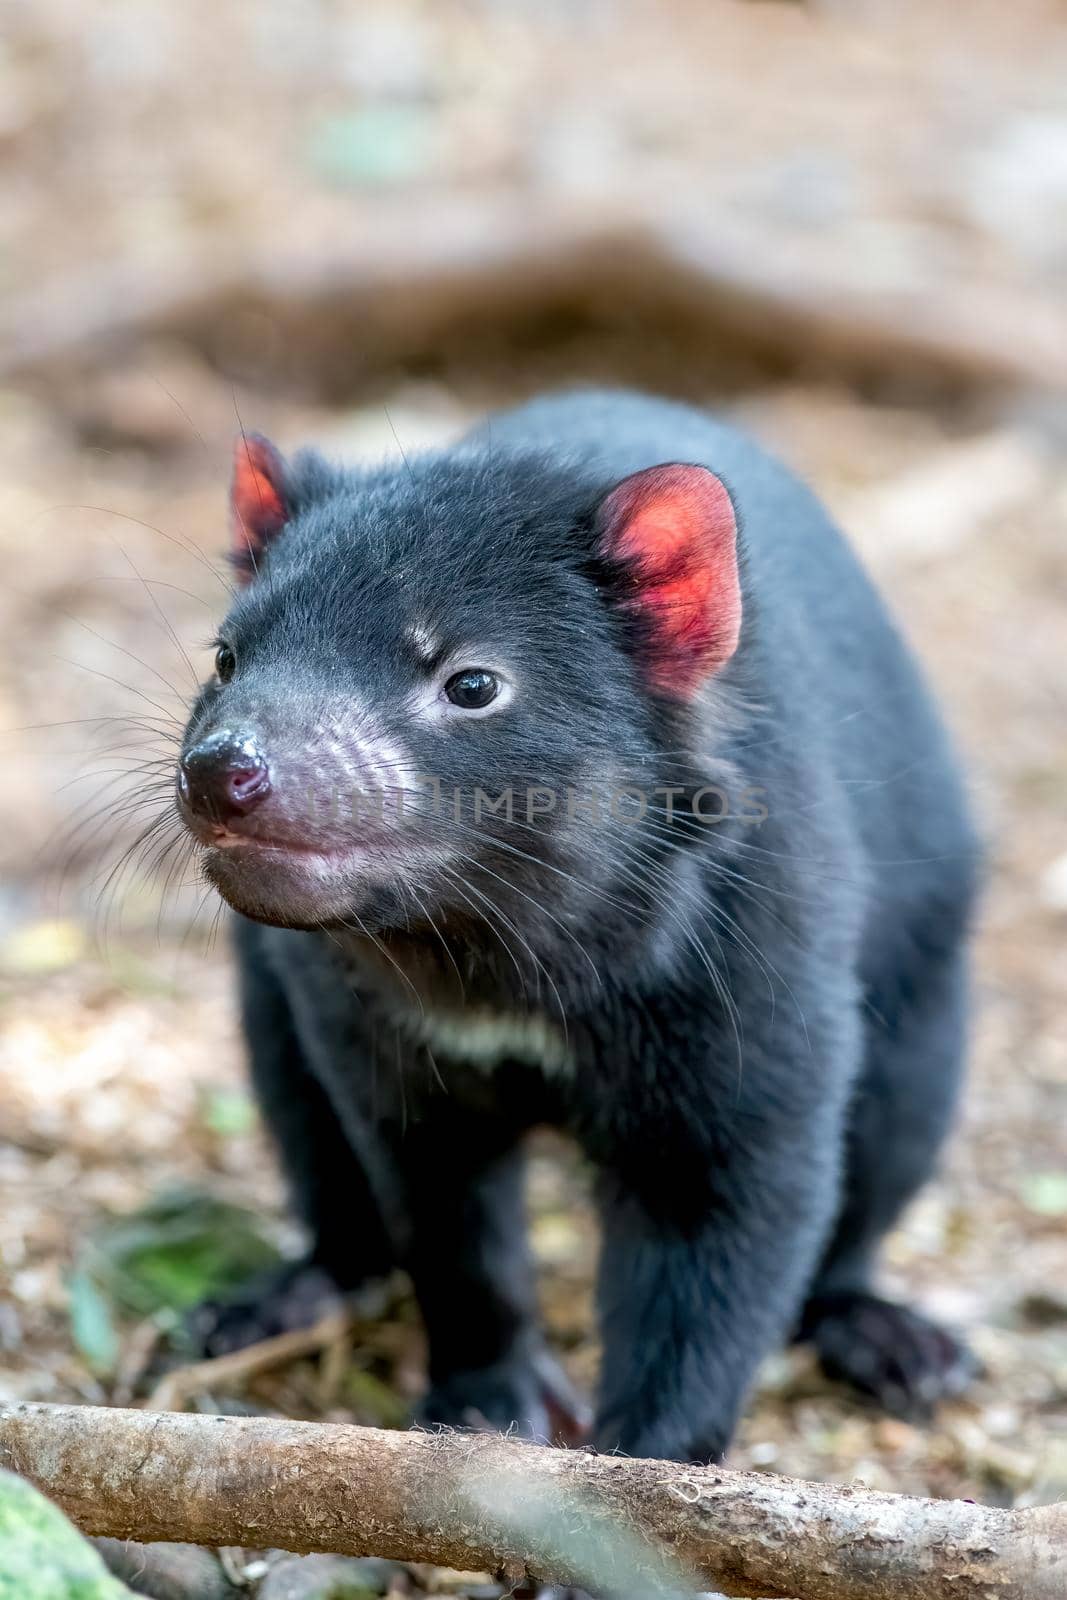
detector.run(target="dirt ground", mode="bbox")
[1,3,1066,1597]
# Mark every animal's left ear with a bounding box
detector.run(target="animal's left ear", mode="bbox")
[594,463,741,699]
[230,434,290,582]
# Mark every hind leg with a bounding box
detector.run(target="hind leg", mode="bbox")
[799,944,975,1417]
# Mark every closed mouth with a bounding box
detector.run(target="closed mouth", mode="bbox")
[204,828,395,863]
[209,828,334,854]
[177,799,397,855]
[198,824,450,876]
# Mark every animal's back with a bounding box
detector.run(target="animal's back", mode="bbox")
[482,388,979,933]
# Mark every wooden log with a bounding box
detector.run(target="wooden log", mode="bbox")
[2,1402,1065,1599]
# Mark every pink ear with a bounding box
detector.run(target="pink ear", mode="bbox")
[230,434,289,580]
[596,464,741,698]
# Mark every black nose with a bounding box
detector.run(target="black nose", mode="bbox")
[179,729,271,822]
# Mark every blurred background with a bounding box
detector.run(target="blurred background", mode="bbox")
[1,0,1066,1580]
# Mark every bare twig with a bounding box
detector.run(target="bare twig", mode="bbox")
[145,1310,353,1412]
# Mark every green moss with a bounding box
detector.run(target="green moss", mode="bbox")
[0,1471,132,1600]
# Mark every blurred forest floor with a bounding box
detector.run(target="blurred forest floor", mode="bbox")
[1,2,1066,1595]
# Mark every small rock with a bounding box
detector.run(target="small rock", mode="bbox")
[258,1553,400,1600]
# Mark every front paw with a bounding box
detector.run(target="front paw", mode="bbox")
[593,1412,728,1465]
[418,1345,590,1445]
[184,1258,345,1357]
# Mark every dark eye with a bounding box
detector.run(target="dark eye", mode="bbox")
[445,668,500,710]
[214,643,236,683]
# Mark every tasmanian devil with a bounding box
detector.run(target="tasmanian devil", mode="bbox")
[176,389,979,1462]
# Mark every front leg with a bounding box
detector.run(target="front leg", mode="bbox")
[589,998,859,1462]
[400,1104,588,1444]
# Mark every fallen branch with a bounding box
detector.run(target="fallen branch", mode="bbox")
[2,1403,1064,1599]
[3,196,1065,403]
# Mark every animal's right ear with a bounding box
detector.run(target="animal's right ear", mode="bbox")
[230,434,290,582]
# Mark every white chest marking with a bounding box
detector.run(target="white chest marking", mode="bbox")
[410,1007,573,1078]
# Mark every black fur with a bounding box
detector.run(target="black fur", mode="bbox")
[180,390,979,1460]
